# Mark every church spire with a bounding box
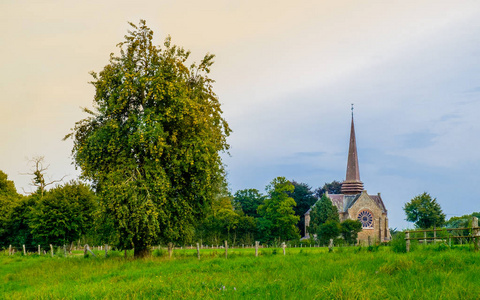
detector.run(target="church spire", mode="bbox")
[341,105,364,195]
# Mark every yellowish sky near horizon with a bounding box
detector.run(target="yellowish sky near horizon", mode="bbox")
[0,0,479,196]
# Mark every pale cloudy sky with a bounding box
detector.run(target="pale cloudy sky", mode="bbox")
[1,0,480,229]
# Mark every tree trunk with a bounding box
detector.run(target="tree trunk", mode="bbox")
[168,243,173,259]
[134,247,151,258]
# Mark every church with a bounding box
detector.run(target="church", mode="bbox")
[304,112,391,243]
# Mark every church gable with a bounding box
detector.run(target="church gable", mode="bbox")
[347,191,385,224]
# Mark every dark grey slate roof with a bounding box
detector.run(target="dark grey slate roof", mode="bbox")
[305,192,387,216]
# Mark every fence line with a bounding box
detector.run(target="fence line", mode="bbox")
[4,240,326,258]
[405,217,480,252]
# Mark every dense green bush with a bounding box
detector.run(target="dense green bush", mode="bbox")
[152,248,166,257]
[390,232,407,253]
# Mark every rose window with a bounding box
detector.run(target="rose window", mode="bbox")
[357,210,373,228]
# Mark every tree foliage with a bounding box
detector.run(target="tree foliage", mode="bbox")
[0,170,18,198]
[340,219,362,245]
[29,181,96,247]
[287,181,317,236]
[444,212,480,242]
[257,177,300,242]
[314,180,342,198]
[0,171,22,248]
[5,196,37,249]
[404,192,446,229]
[233,189,265,218]
[197,184,257,246]
[446,212,480,229]
[317,220,341,245]
[308,194,339,235]
[65,20,230,257]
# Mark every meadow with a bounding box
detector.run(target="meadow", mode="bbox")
[2,245,480,299]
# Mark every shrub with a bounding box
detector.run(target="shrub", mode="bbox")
[390,232,407,253]
[152,248,166,257]
[430,243,449,252]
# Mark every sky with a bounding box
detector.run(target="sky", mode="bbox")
[1,0,480,230]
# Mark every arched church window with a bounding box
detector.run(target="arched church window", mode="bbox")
[357,210,373,228]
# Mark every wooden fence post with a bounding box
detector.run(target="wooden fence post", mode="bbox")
[63,244,67,257]
[473,217,479,250]
[9,245,12,256]
[424,232,427,245]
[224,240,228,259]
[282,242,286,255]
[84,244,96,257]
[196,243,200,260]
[406,232,410,252]
[105,244,108,258]
[38,245,41,255]
[23,245,26,256]
[50,244,54,257]
[168,242,173,259]
[255,241,259,257]
[433,226,437,244]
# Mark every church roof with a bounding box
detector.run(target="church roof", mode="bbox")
[369,194,387,213]
[304,192,387,216]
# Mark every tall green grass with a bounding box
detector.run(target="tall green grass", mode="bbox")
[2,245,480,299]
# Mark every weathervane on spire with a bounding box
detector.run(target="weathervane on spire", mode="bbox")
[351,103,354,117]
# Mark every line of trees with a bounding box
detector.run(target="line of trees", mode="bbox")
[0,165,351,251]
[0,170,96,251]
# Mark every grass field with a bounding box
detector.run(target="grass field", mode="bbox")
[2,245,480,299]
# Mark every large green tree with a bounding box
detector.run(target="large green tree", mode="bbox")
[233,189,265,218]
[196,186,238,245]
[287,181,317,236]
[29,181,96,248]
[6,196,37,249]
[445,212,480,243]
[0,171,22,248]
[0,170,18,198]
[340,219,362,245]
[65,20,230,257]
[197,194,257,246]
[317,220,341,246]
[307,193,340,236]
[404,192,446,229]
[257,177,300,242]
[314,180,342,198]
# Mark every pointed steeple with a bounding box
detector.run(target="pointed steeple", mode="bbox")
[341,107,364,195]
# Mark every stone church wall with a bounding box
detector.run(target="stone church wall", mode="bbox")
[346,191,391,243]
